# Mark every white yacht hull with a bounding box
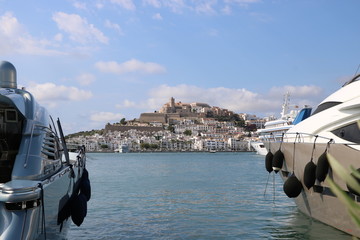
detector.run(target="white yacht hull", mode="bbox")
[267,142,360,237]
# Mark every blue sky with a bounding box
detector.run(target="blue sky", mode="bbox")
[1,0,360,134]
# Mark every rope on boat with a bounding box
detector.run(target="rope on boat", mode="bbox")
[263,173,270,198]
[263,132,276,203]
[292,133,299,172]
[262,171,276,205]
[38,183,47,240]
[273,171,275,205]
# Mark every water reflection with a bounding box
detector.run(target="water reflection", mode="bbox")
[267,208,351,240]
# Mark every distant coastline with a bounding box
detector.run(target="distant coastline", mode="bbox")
[87,149,255,154]
[67,97,268,153]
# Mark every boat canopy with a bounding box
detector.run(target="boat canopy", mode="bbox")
[292,107,312,125]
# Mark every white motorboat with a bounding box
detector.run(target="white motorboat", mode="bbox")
[0,61,91,239]
[118,143,130,153]
[250,141,267,155]
[265,74,360,237]
[254,92,311,155]
[258,92,312,141]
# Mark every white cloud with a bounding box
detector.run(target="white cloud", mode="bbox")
[222,0,261,12]
[76,73,96,86]
[221,5,232,15]
[90,112,124,122]
[143,0,188,13]
[122,84,324,117]
[105,20,124,35]
[143,0,162,8]
[224,0,261,6]
[95,59,166,74]
[249,12,273,22]
[194,1,217,15]
[54,33,63,42]
[73,1,87,10]
[147,84,268,112]
[0,12,22,37]
[0,12,64,56]
[143,0,259,14]
[208,28,219,36]
[96,3,104,9]
[27,82,93,107]
[268,85,322,98]
[109,0,136,10]
[116,99,137,108]
[164,0,187,13]
[52,12,108,44]
[267,85,323,109]
[152,13,163,20]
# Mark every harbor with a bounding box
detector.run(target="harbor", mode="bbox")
[0,61,359,239]
[2,1,360,239]
[67,152,351,240]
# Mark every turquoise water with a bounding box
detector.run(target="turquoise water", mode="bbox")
[67,152,351,239]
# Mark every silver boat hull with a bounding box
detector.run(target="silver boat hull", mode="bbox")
[0,151,86,240]
[0,61,90,239]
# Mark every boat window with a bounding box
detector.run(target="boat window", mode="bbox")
[42,132,59,160]
[292,108,312,125]
[0,107,24,183]
[331,122,360,144]
[41,129,62,176]
[312,101,341,115]
[5,109,18,122]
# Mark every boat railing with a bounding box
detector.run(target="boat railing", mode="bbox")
[343,73,360,86]
[261,132,288,142]
[265,131,360,149]
[282,132,334,143]
[262,131,334,144]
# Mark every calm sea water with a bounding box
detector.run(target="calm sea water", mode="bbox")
[67,152,351,240]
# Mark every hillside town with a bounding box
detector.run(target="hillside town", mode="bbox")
[66,97,276,152]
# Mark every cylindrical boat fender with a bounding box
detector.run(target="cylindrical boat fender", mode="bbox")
[303,161,317,189]
[81,178,91,202]
[265,151,273,173]
[80,168,91,201]
[57,195,71,226]
[283,174,303,198]
[347,168,360,196]
[71,193,88,227]
[316,151,329,182]
[272,150,284,173]
[82,167,89,179]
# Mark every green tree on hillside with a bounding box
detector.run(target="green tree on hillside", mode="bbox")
[168,125,175,133]
[120,118,127,125]
[183,130,192,136]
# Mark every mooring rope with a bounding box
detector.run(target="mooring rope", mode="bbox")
[38,183,47,240]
